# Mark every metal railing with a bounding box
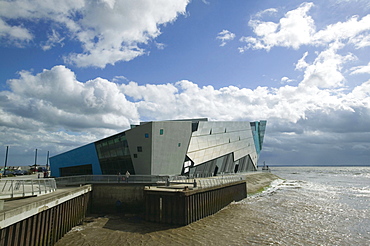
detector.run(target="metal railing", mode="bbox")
[55,175,172,185]
[195,175,245,189]
[161,174,246,189]
[0,178,57,199]
[55,174,246,189]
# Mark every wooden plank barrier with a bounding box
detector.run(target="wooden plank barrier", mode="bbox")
[0,192,90,246]
[144,180,247,225]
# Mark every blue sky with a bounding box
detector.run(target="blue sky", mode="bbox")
[1,0,370,166]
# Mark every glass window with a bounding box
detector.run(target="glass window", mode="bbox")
[160,129,164,135]
[133,154,138,158]
[178,143,181,147]
[145,133,149,138]
[137,146,142,152]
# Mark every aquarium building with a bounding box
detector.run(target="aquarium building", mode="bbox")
[50,119,266,177]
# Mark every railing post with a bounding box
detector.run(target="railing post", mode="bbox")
[38,180,41,194]
[11,180,14,198]
[31,180,34,196]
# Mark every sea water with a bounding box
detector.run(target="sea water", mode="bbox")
[55,166,370,245]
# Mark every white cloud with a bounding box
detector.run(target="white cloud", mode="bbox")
[216,30,236,47]
[255,8,278,18]
[280,77,294,84]
[240,2,316,51]
[350,61,370,74]
[0,19,33,43]
[0,0,190,67]
[295,51,310,70]
[240,3,370,91]
[155,42,166,50]
[349,34,370,48]
[5,66,139,130]
[41,29,65,51]
[313,15,370,46]
[240,3,370,51]
[1,65,369,164]
[299,42,356,88]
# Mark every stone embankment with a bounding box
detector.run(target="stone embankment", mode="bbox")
[242,172,281,194]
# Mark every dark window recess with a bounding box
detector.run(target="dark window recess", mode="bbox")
[95,133,135,175]
[60,164,93,177]
[178,143,181,147]
[99,156,135,175]
[160,129,164,135]
[192,122,199,132]
[137,146,142,152]
[133,154,138,158]
[145,133,149,138]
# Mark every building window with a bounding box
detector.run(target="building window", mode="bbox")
[133,154,138,158]
[160,129,164,135]
[137,146,142,152]
[178,143,181,147]
[145,133,149,138]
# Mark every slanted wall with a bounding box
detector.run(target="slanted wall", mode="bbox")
[151,121,192,175]
[126,121,192,175]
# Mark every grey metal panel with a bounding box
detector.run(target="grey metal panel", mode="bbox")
[126,121,192,175]
[187,121,257,169]
[151,121,192,175]
[125,122,153,175]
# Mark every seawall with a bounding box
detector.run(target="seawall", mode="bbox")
[0,185,91,245]
[89,172,281,215]
[242,172,281,194]
[91,184,145,214]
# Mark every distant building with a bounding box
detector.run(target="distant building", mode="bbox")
[50,119,266,177]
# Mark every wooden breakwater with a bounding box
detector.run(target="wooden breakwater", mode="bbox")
[144,180,247,225]
[0,185,91,246]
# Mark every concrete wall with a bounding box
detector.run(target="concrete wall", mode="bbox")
[90,184,146,214]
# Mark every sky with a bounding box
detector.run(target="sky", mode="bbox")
[1,0,370,167]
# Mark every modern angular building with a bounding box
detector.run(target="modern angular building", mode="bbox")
[50,119,266,177]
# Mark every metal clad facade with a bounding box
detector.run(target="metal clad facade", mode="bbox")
[50,143,101,177]
[50,119,266,177]
[187,121,258,168]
